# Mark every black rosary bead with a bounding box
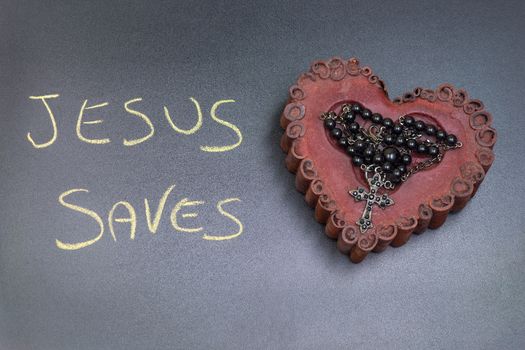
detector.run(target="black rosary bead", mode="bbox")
[392,124,403,134]
[361,108,372,119]
[382,118,394,128]
[363,146,375,158]
[324,118,336,130]
[338,138,348,148]
[348,122,360,133]
[436,129,447,140]
[425,124,437,136]
[392,168,403,178]
[401,154,412,165]
[415,120,426,131]
[384,134,395,145]
[397,164,407,174]
[343,111,356,123]
[364,157,373,165]
[428,145,439,156]
[371,113,383,124]
[417,143,428,154]
[354,140,366,150]
[403,115,415,127]
[395,136,406,147]
[351,103,362,113]
[446,134,458,146]
[346,145,357,156]
[383,147,400,163]
[382,162,393,173]
[373,153,384,164]
[352,156,364,166]
[330,128,342,139]
[406,139,417,150]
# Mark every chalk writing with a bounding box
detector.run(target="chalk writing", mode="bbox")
[55,185,243,250]
[27,95,243,151]
[27,94,245,251]
[27,94,59,148]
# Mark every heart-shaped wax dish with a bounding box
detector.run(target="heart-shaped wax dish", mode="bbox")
[280,57,496,263]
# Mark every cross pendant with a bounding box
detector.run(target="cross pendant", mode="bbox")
[349,172,394,233]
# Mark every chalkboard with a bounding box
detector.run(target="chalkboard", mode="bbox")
[1,1,524,349]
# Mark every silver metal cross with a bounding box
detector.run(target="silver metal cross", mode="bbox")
[349,171,394,233]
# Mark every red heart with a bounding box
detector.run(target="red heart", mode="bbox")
[280,57,497,263]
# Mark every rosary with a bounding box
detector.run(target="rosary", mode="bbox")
[321,103,462,233]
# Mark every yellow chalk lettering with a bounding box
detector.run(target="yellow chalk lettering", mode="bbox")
[56,189,104,250]
[203,198,243,241]
[164,97,203,135]
[170,198,205,233]
[144,184,175,234]
[200,99,242,153]
[123,98,155,146]
[76,100,111,144]
[108,201,137,241]
[27,94,60,148]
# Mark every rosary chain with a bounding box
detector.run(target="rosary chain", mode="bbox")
[321,108,462,186]
[400,142,462,181]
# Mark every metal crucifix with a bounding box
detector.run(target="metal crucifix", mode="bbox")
[349,168,395,233]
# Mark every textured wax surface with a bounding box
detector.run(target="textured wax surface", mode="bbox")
[0,1,524,349]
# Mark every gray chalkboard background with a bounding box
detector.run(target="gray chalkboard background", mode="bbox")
[1,1,524,349]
